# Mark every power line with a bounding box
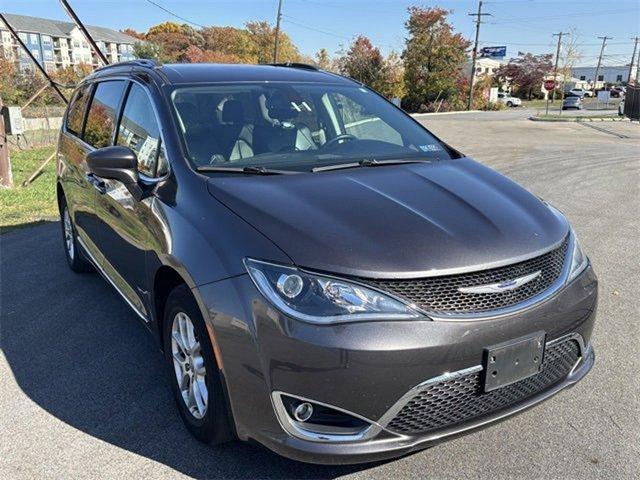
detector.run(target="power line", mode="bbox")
[282,17,351,41]
[143,0,205,28]
[489,9,630,24]
[282,15,400,49]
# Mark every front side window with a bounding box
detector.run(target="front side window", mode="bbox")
[84,80,126,149]
[117,84,167,177]
[66,84,91,136]
[171,82,453,172]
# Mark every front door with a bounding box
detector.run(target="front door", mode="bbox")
[93,82,169,320]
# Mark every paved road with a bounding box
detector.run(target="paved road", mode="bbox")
[1,110,639,479]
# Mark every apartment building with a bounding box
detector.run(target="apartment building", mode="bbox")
[0,13,137,73]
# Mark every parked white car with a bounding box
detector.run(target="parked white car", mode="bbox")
[496,92,522,107]
[568,88,594,98]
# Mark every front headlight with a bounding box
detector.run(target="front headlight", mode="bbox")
[543,202,589,283]
[244,258,423,324]
[568,229,588,282]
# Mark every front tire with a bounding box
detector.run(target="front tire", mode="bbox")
[60,198,93,273]
[163,284,234,444]
[506,101,513,107]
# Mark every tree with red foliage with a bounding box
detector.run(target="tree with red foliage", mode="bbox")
[494,52,553,100]
[338,35,383,87]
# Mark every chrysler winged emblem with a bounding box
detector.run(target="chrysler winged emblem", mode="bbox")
[458,271,542,294]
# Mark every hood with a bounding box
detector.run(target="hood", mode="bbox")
[207,158,568,279]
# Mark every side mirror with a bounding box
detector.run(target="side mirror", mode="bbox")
[87,146,139,185]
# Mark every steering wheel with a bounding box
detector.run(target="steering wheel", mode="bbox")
[323,134,357,149]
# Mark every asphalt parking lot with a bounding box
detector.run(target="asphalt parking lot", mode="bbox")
[1,109,639,479]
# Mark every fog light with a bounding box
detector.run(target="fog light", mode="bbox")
[277,274,304,299]
[293,402,314,422]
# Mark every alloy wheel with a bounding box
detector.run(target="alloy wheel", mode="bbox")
[63,207,75,260]
[171,312,208,419]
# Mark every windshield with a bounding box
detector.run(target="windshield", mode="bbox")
[170,82,455,172]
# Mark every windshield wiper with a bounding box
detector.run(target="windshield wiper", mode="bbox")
[196,166,299,175]
[312,158,432,173]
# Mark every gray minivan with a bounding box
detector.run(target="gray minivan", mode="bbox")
[57,60,597,464]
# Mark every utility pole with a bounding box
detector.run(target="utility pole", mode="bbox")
[629,37,639,85]
[0,95,13,188]
[551,32,569,103]
[467,1,491,110]
[594,36,612,91]
[273,0,284,63]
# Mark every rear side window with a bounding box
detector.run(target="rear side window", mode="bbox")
[66,85,91,136]
[117,83,167,177]
[84,80,127,149]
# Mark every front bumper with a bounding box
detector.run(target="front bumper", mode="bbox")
[197,265,597,464]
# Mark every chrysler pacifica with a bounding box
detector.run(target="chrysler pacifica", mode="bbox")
[56,60,597,464]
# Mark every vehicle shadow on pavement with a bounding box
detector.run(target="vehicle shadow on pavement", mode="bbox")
[0,223,381,479]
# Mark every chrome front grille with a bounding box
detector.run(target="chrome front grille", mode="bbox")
[365,237,568,315]
[385,338,580,435]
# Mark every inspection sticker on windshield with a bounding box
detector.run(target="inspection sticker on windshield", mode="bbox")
[420,144,442,152]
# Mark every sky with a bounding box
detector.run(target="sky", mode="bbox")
[2,0,639,67]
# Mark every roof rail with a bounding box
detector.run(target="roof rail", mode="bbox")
[94,59,159,73]
[268,62,319,71]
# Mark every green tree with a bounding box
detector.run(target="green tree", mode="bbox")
[133,41,162,62]
[201,26,254,63]
[315,48,333,70]
[245,21,300,63]
[373,51,406,100]
[402,7,470,111]
[144,22,204,62]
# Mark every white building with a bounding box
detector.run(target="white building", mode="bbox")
[571,65,636,89]
[0,13,138,73]
[465,57,503,80]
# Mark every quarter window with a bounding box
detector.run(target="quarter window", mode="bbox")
[84,81,127,149]
[66,84,92,136]
[117,84,167,177]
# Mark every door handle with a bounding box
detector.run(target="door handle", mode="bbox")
[86,173,107,194]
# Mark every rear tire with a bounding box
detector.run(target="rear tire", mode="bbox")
[506,101,513,107]
[163,284,234,445]
[60,197,94,273]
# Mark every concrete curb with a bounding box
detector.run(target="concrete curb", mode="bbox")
[411,110,482,118]
[528,116,629,123]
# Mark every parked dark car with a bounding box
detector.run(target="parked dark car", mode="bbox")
[562,96,583,110]
[57,60,597,465]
